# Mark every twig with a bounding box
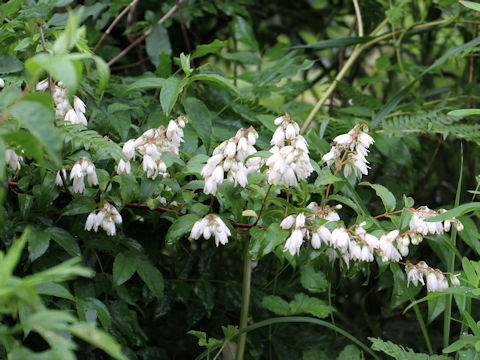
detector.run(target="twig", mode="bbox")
[110,58,149,71]
[93,0,140,54]
[59,170,72,197]
[176,0,192,55]
[352,0,364,37]
[253,185,272,226]
[107,0,183,67]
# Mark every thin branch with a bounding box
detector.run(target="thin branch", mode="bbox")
[110,57,149,71]
[107,0,183,67]
[176,0,192,55]
[253,185,272,226]
[352,0,364,37]
[93,0,140,54]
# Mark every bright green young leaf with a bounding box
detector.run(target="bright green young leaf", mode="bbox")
[426,202,480,222]
[156,51,172,78]
[0,227,29,285]
[160,77,184,116]
[289,293,332,319]
[447,109,480,117]
[461,1,480,12]
[189,73,239,94]
[10,93,62,167]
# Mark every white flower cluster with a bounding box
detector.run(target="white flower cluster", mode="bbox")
[117,116,187,179]
[201,127,259,195]
[0,78,4,88]
[406,262,460,292]
[85,203,122,236]
[36,80,88,125]
[266,116,313,187]
[280,202,406,265]
[56,158,98,194]
[322,124,374,177]
[408,207,463,242]
[190,214,231,247]
[5,149,23,171]
[280,203,341,256]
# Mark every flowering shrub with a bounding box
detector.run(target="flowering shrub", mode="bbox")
[2,0,480,359]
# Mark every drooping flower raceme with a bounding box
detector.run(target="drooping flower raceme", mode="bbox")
[116,116,187,179]
[266,116,313,186]
[405,261,459,292]
[56,158,98,194]
[190,214,232,247]
[36,80,88,125]
[85,203,122,236]
[322,124,374,177]
[201,127,259,195]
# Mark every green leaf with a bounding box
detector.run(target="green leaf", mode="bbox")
[197,281,215,317]
[17,193,34,218]
[373,36,480,126]
[426,202,480,222]
[118,173,139,204]
[233,16,259,51]
[160,77,184,116]
[25,54,80,95]
[45,227,81,257]
[189,73,239,94]
[123,77,166,93]
[36,282,74,301]
[192,39,228,59]
[68,323,128,360]
[262,295,291,316]
[289,293,332,319]
[300,266,329,293]
[10,93,62,167]
[136,258,164,301]
[166,214,200,247]
[360,182,396,213]
[0,53,24,73]
[183,97,212,151]
[315,167,343,186]
[0,227,29,285]
[447,109,480,117]
[219,51,262,65]
[27,228,50,262]
[2,130,45,170]
[370,337,450,359]
[61,197,97,216]
[461,1,480,12]
[113,253,137,286]
[156,51,172,78]
[146,24,171,67]
[92,55,110,93]
[180,53,192,75]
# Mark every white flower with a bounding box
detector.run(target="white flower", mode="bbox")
[450,274,460,286]
[72,177,85,194]
[56,169,66,186]
[190,214,231,247]
[280,215,296,230]
[379,230,401,262]
[122,139,136,159]
[358,132,374,148]
[70,163,83,180]
[311,232,321,249]
[85,212,100,232]
[36,79,49,91]
[406,265,424,286]
[117,159,131,174]
[333,133,352,147]
[0,78,4,88]
[426,272,438,292]
[86,163,98,186]
[284,229,304,256]
[73,96,86,113]
[5,149,22,171]
[331,227,350,251]
[85,203,122,236]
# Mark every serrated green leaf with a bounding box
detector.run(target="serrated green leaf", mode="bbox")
[166,214,200,247]
[160,77,184,116]
[183,97,212,151]
[61,197,97,216]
